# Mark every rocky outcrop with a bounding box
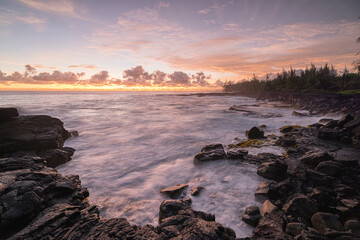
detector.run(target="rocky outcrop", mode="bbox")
[246,127,265,139]
[194,143,226,162]
[160,184,188,199]
[0,115,71,154]
[1,109,238,240]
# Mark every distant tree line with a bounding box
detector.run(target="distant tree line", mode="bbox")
[223,64,360,94]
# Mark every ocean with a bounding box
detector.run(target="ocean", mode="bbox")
[0,91,334,237]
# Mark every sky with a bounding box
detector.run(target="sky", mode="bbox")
[0,0,359,90]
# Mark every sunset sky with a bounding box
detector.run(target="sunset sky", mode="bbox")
[0,0,359,90]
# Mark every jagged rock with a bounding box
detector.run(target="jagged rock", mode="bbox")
[352,126,360,138]
[280,126,298,133]
[340,199,359,209]
[242,206,261,226]
[159,199,236,239]
[37,147,75,168]
[0,115,70,154]
[285,222,306,237]
[300,149,333,167]
[292,111,308,117]
[252,211,292,239]
[344,219,360,235]
[344,119,360,130]
[0,108,19,122]
[309,123,323,129]
[317,127,340,140]
[246,127,265,139]
[191,186,204,196]
[262,200,278,216]
[194,143,226,162]
[282,194,318,223]
[255,182,278,199]
[314,161,343,176]
[160,184,188,199]
[311,212,344,233]
[69,130,79,137]
[338,114,354,128]
[324,120,338,129]
[257,159,288,181]
[319,118,333,124]
[276,136,296,147]
[226,149,248,159]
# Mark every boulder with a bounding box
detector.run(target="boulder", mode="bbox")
[252,211,292,239]
[317,127,340,140]
[344,119,360,130]
[0,115,70,154]
[282,194,318,223]
[191,186,204,196]
[257,159,288,181]
[285,222,306,236]
[262,200,278,216]
[276,136,296,147]
[159,199,236,239]
[280,126,296,133]
[292,111,308,117]
[314,161,343,176]
[0,108,19,122]
[344,219,360,235]
[226,149,248,159]
[324,120,338,129]
[352,126,360,138]
[242,206,261,226]
[300,149,333,167]
[160,184,188,199]
[246,127,265,139]
[255,182,278,199]
[194,143,226,162]
[309,123,324,129]
[311,212,344,233]
[37,147,75,168]
[338,114,354,128]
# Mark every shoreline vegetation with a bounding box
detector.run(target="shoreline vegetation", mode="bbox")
[1,88,360,239]
[223,64,360,95]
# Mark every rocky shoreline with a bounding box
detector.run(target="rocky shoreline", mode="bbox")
[181,91,360,118]
[0,108,236,239]
[1,101,360,239]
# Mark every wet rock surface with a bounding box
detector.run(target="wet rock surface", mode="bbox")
[1,110,238,240]
[228,113,360,239]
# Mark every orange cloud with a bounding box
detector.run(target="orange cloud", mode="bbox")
[68,64,98,69]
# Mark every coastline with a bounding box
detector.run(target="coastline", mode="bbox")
[180,91,360,118]
[1,91,360,239]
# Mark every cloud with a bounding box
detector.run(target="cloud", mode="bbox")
[152,70,167,85]
[122,65,152,86]
[89,5,358,80]
[0,7,46,31]
[157,1,170,9]
[191,72,211,86]
[68,64,98,69]
[198,8,211,15]
[25,64,36,73]
[215,79,224,87]
[168,71,190,86]
[32,64,57,69]
[32,71,79,84]
[89,71,110,85]
[18,0,88,20]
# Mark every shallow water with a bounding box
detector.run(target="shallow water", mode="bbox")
[0,91,334,237]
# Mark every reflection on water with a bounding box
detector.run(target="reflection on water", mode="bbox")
[0,91,332,237]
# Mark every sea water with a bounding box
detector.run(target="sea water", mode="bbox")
[0,91,335,237]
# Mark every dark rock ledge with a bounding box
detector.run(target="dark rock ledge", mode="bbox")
[0,108,236,240]
[193,113,360,239]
